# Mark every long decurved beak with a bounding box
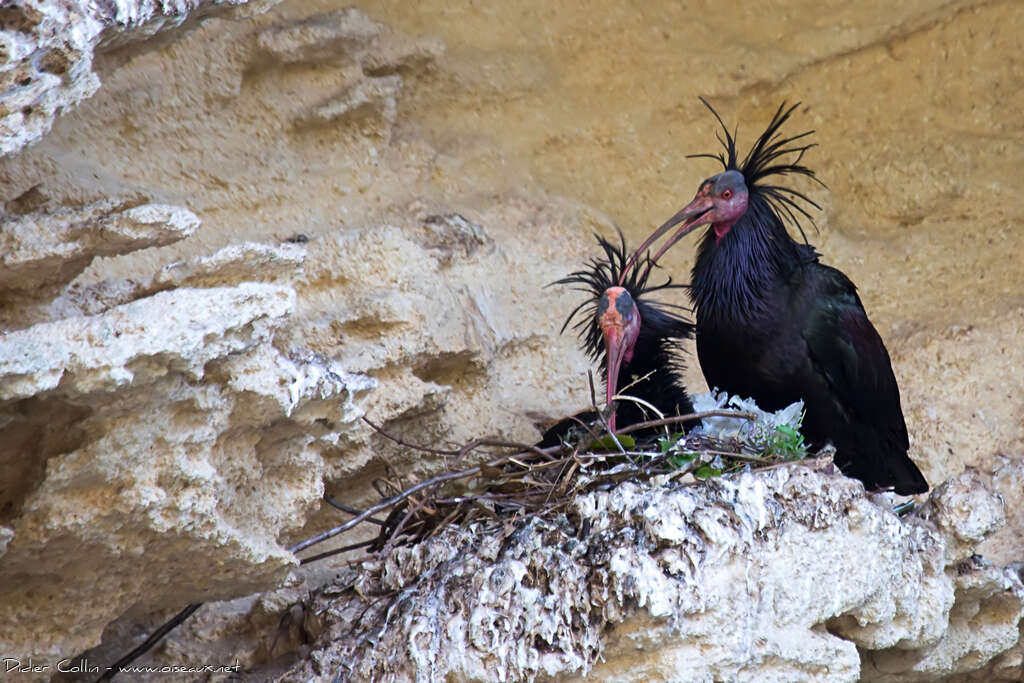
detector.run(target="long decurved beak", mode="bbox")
[600,296,641,434]
[646,196,715,265]
[620,195,714,281]
[603,324,628,433]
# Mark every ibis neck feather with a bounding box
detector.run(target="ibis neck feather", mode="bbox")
[691,196,805,328]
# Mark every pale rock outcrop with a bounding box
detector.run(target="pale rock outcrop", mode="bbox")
[299,74,402,138]
[0,224,383,660]
[27,241,306,329]
[0,282,294,400]
[1,0,1022,679]
[0,0,279,158]
[153,241,306,290]
[279,469,1022,683]
[0,198,198,303]
[0,155,381,662]
[254,8,443,75]
[257,8,443,141]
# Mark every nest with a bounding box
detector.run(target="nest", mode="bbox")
[295,404,818,565]
[100,400,820,675]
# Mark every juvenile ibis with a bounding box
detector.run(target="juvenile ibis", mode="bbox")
[638,101,928,494]
[540,234,695,445]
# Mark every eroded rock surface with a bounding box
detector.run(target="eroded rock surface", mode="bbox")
[0,0,1021,679]
[0,199,198,302]
[0,199,596,665]
[276,469,1022,682]
[0,229,376,660]
[0,0,279,158]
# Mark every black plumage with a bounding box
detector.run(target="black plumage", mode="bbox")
[648,101,927,494]
[540,234,695,445]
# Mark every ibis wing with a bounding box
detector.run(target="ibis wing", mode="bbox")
[801,266,909,452]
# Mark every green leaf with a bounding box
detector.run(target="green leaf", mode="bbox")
[775,424,799,439]
[592,434,635,450]
[694,465,723,480]
[669,451,699,468]
[658,432,686,454]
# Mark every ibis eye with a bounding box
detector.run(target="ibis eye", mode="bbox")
[721,189,733,200]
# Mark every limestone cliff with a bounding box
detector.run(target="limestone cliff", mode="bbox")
[0,0,1021,680]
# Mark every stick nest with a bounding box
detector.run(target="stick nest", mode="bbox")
[304,405,819,565]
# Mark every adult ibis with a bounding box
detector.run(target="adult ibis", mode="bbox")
[540,234,695,445]
[636,101,928,494]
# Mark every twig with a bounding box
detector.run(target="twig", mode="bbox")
[95,603,203,682]
[585,372,625,454]
[287,452,513,555]
[615,369,657,396]
[323,496,387,525]
[427,505,466,540]
[447,436,503,470]
[554,458,580,497]
[612,410,756,437]
[696,449,769,463]
[380,493,435,556]
[587,370,599,415]
[299,540,378,565]
[464,439,559,463]
[362,416,464,456]
[661,460,702,484]
[611,393,668,439]
[366,413,560,470]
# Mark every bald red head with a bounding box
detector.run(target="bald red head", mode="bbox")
[598,286,641,432]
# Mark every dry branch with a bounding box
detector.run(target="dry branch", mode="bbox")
[296,408,767,561]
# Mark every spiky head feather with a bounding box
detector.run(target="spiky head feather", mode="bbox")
[688,99,825,242]
[555,232,691,363]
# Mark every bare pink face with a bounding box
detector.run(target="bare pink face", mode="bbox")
[674,170,749,243]
[598,286,641,432]
[627,171,751,272]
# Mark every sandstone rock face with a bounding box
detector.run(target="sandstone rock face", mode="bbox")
[0,0,1021,679]
[0,218,371,660]
[0,0,279,158]
[0,196,596,667]
[0,200,198,300]
[0,197,595,663]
